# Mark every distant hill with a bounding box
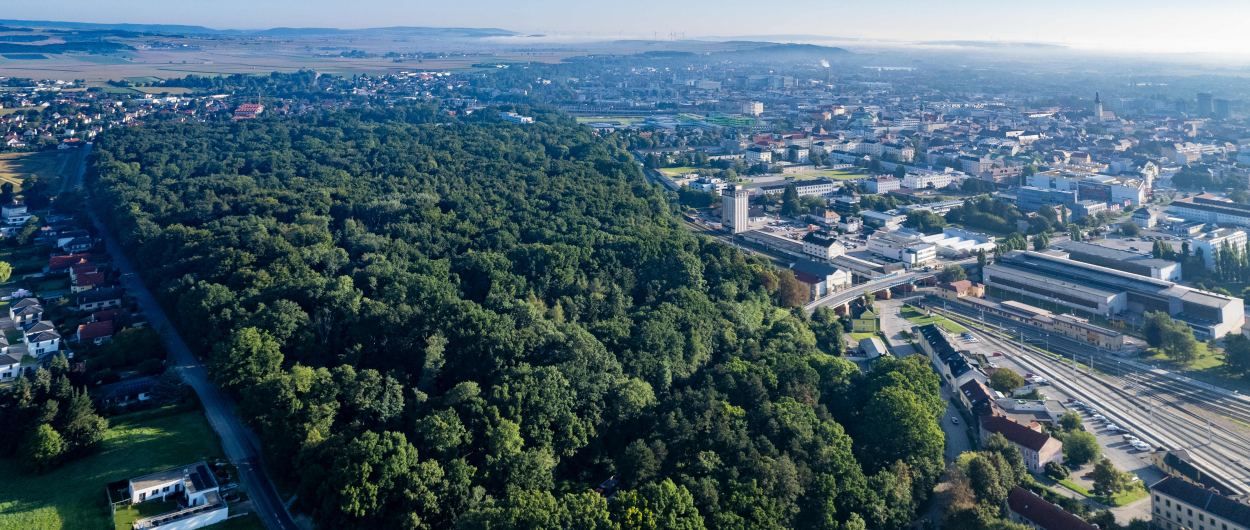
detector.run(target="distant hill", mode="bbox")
[923,40,1067,50]
[713,42,851,60]
[0,19,516,38]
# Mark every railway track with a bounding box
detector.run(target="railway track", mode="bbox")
[933,307,1250,495]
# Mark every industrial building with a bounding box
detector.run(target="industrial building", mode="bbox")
[1169,194,1250,228]
[956,296,1127,351]
[918,227,997,258]
[790,259,852,301]
[1015,186,1106,219]
[866,231,938,268]
[1189,228,1248,269]
[722,186,750,234]
[801,231,846,261]
[1052,240,1182,281]
[756,178,837,197]
[1026,169,1149,206]
[984,251,1244,339]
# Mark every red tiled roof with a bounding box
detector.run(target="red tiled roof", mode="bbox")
[982,416,1055,452]
[49,253,90,271]
[76,320,114,341]
[74,272,106,287]
[1008,487,1098,530]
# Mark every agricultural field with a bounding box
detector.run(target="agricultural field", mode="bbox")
[0,150,73,191]
[0,408,225,530]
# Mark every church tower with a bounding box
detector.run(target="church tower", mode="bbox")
[1094,92,1105,121]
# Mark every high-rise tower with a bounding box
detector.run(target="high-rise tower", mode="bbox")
[722,186,750,234]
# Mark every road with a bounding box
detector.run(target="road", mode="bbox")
[804,271,930,314]
[876,299,974,463]
[929,303,1250,496]
[75,143,298,530]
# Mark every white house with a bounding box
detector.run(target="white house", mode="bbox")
[127,462,229,530]
[2,202,31,226]
[9,298,43,328]
[0,351,21,381]
[24,321,60,357]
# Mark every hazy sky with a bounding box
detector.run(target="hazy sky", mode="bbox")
[12,0,1250,55]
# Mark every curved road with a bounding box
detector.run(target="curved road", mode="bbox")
[75,143,298,530]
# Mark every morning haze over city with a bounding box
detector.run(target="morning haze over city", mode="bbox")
[0,2,1249,530]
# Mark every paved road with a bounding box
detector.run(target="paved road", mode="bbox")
[876,298,974,463]
[76,143,298,530]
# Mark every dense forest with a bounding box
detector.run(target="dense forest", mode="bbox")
[89,106,945,529]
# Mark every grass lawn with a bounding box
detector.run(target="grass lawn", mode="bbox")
[1104,482,1148,507]
[1138,345,1250,394]
[785,169,868,181]
[658,166,700,177]
[0,150,72,191]
[113,499,180,530]
[901,305,967,334]
[574,115,646,125]
[0,408,224,530]
[30,276,68,295]
[849,332,876,342]
[132,86,194,95]
[1057,479,1092,497]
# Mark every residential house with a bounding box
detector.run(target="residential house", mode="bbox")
[9,298,43,328]
[71,272,106,293]
[125,461,229,530]
[2,201,31,226]
[77,320,114,345]
[1151,476,1250,530]
[936,280,985,301]
[1007,487,1099,530]
[24,321,61,357]
[0,349,21,381]
[47,253,91,274]
[76,287,122,311]
[958,378,1000,418]
[59,236,93,254]
[980,416,1064,473]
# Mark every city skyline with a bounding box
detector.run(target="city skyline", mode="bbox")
[11,0,1250,56]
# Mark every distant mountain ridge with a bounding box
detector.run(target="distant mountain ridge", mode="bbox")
[0,19,516,38]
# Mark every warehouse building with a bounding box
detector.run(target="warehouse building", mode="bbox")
[984,251,1244,339]
[1052,240,1182,281]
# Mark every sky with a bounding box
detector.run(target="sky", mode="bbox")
[11,0,1250,55]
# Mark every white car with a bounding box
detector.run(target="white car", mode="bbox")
[1130,441,1151,451]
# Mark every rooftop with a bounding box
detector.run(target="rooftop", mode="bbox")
[1151,476,1250,525]
[1007,487,1099,530]
[981,415,1055,452]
